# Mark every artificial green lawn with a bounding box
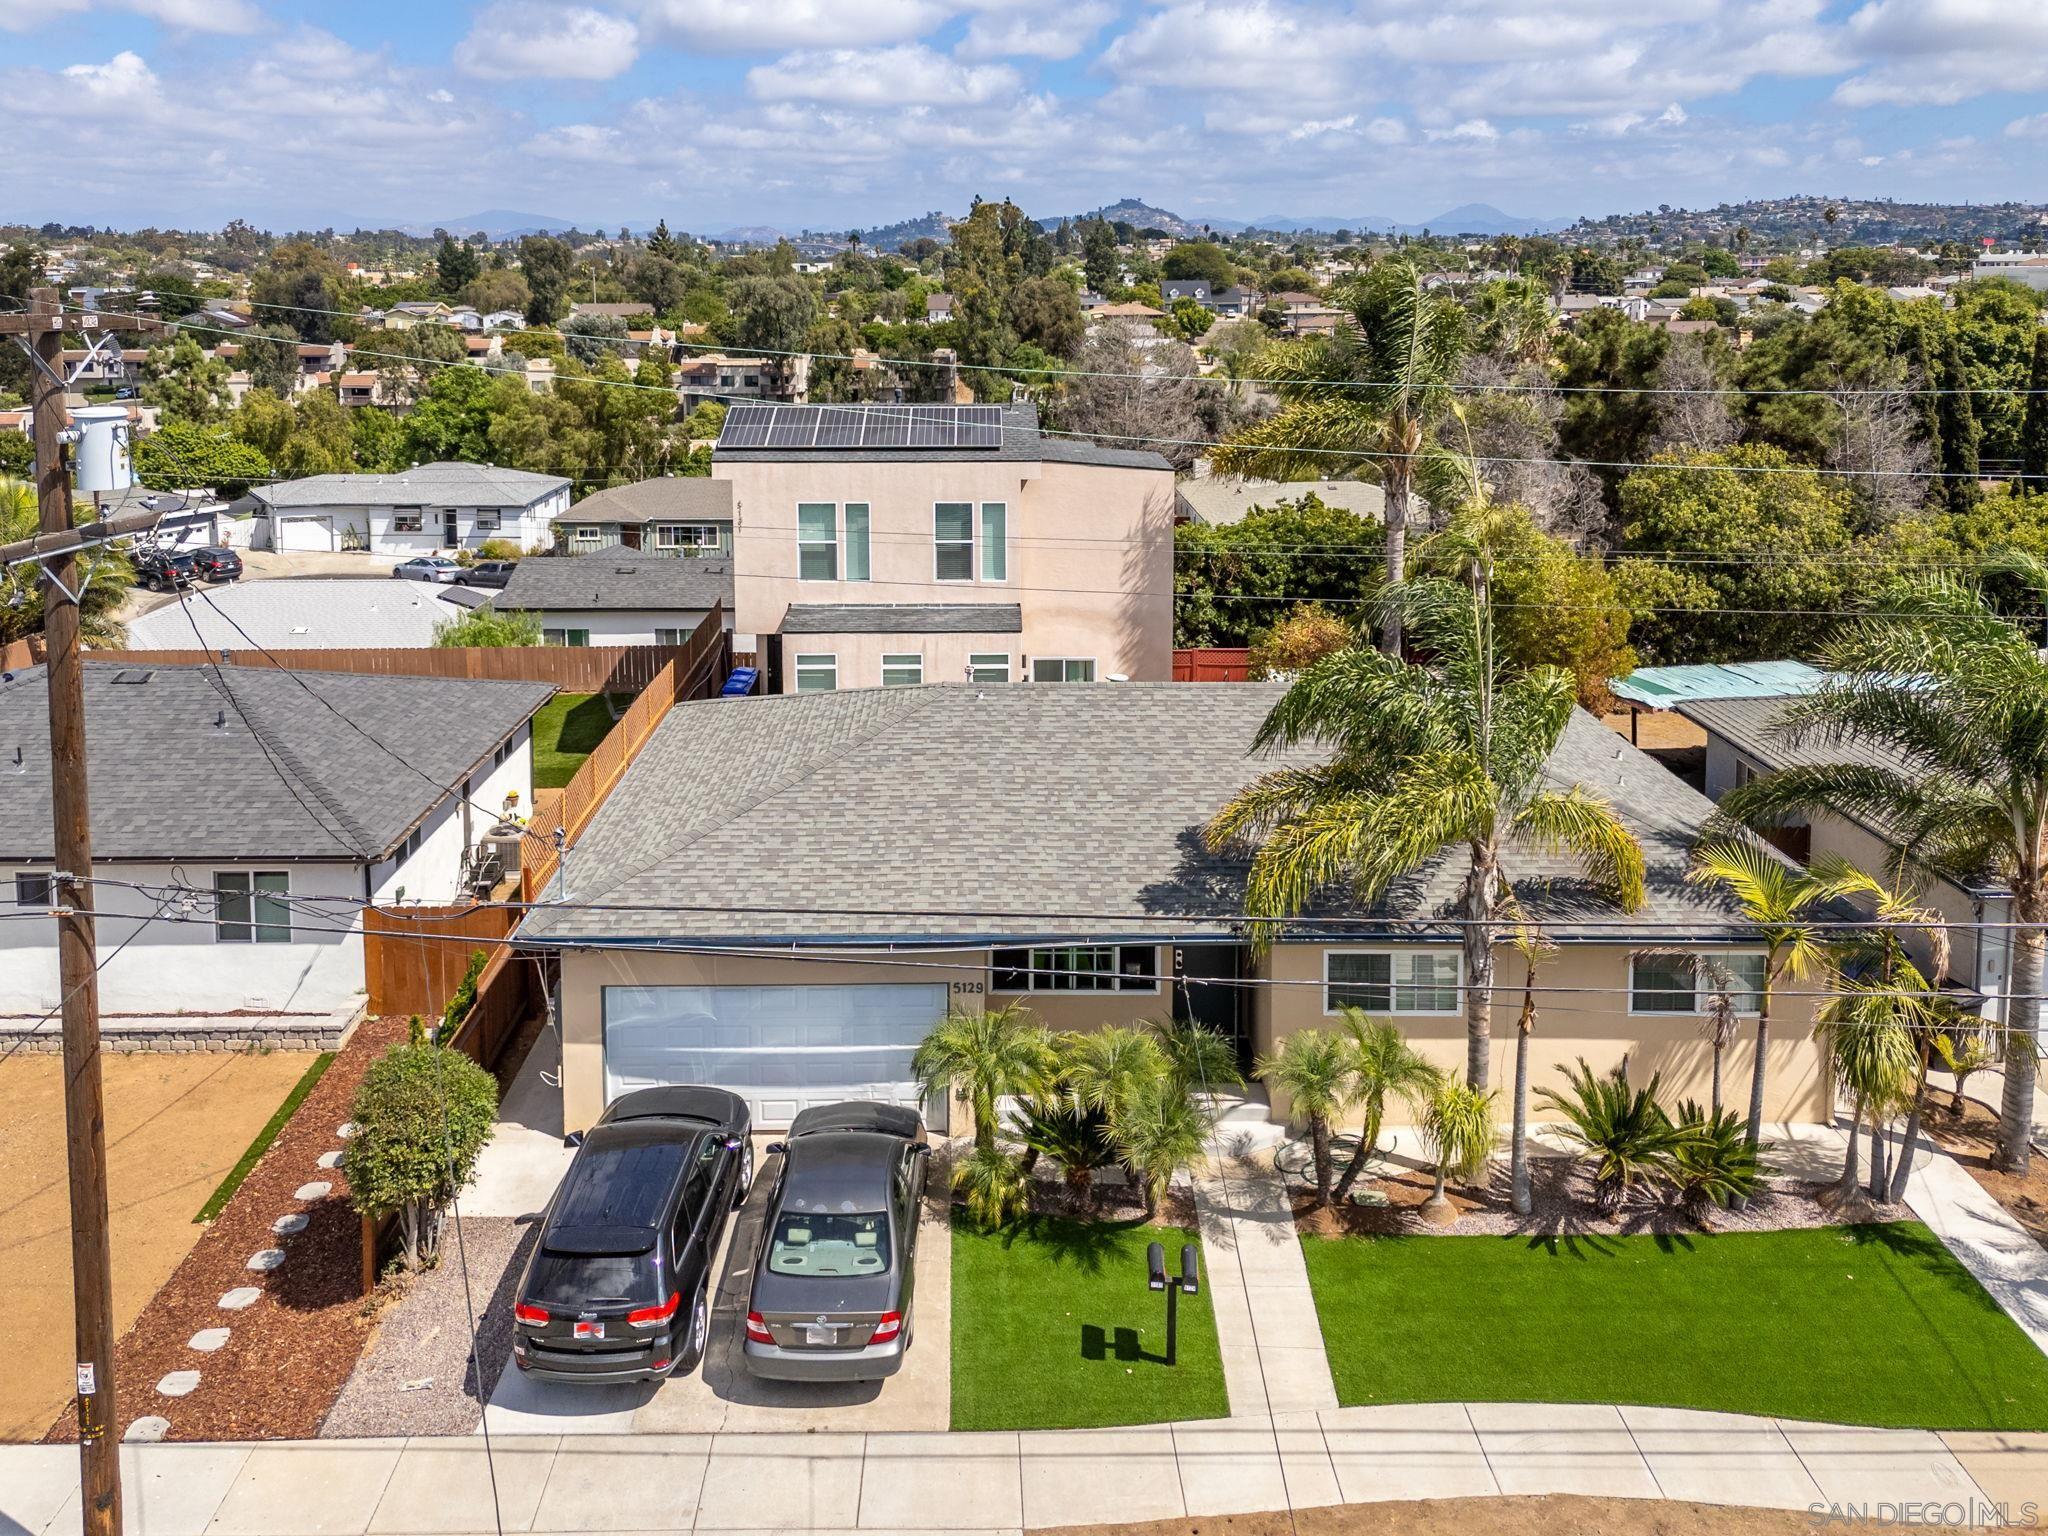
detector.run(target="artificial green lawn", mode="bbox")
[531,692,625,788]
[951,1216,1230,1430]
[194,1052,334,1222]
[1301,1221,2048,1430]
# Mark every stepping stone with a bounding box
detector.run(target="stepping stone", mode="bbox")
[156,1371,200,1399]
[317,1150,342,1169]
[246,1249,286,1272]
[336,1122,357,1139]
[125,1416,171,1443]
[217,1287,260,1311]
[188,1328,230,1353]
[271,1213,308,1236]
[294,1181,331,1201]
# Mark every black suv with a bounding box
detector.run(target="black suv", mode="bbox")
[454,560,518,589]
[191,546,243,582]
[511,1087,753,1384]
[133,549,197,591]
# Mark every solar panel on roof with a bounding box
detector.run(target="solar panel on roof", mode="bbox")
[862,410,911,448]
[815,408,863,448]
[960,405,1001,449]
[911,405,953,447]
[719,403,775,448]
[764,406,818,448]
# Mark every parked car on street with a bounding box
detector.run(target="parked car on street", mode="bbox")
[511,1087,754,1384]
[191,546,243,582]
[453,560,518,589]
[392,556,462,583]
[132,548,197,591]
[743,1102,928,1382]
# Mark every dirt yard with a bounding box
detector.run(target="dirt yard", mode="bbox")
[0,1049,312,1441]
[1047,1495,1838,1536]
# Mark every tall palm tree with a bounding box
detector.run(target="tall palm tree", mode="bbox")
[911,1004,1053,1155]
[1209,260,1466,652]
[1815,975,1919,1206]
[1501,919,1556,1216]
[1256,1028,1359,1207]
[1330,1012,1441,1203]
[1683,842,1838,1156]
[1717,561,2048,1172]
[1207,565,1646,1094]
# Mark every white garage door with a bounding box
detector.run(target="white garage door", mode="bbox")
[276,514,333,552]
[601,983,946,1129]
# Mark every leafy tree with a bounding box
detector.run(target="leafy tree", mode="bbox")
[627,252,688,317]
[946,199,1032,368]
[142,335,233,424]
[1080,219,1119,293]
[1006,275,1084,357]
[1248,603,1354,678]
[239,323,302,398]
[434,232,481,297]
[0,478,132,648]
[680,399,726,441]
[433,603,542,646]
[458,267,531,317]
[726,274,817,361]
[519,235,575,324]
[1950,278,2044,465]
[2023,330,2048,489]
[271,390,358,477]
[249,240,349,342]
[0,243,43,400]
[0,434,31,477]
[398,365,501,463]
[1055,325,1220,471]
[1174,494,1384,646]
[560,312,629,366]
[1214,260,1466,652]
[1162,299,1212,343]
[1161,241,1236,288]
[1256,1028,1358,1206]
[1555,308,1668,508]
[133,421,270,498]
[340,1030,499,1271]
[374,322,469,408]
[1933,327,1981,513]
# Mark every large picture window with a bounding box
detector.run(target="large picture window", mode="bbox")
[794,653,837,692]
[967,653,1010,683]
[1032,658,1096,683]
[798,502,838,581]
[1632,952,1769,1014]
[992,945,1158,993]
[1324,951,1460,1014]
[934,502,974,581]
[216,871,290,944]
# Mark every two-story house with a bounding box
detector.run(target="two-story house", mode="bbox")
[715,402,1175,692]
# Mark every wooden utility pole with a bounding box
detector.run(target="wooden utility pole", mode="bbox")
[0,286,161,1536]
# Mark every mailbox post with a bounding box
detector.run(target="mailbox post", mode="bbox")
[1146,1241,1200,1366]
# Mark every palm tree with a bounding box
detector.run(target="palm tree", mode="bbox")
[1112,1074,1214,1218]
[1206,560,1647,1095]
[911,1004,1053,1155]
[1685,842,1842,1156]
[1420,1079,1495,1222]
[1538,1060,1692,1216]
[0,477,134,650]
[1209,259,1465,653]
[1256,1028,1359,1207]
[1146,1016,1242,1095]
[1501,919,1556,1216]
[1814,977,1919,1207]
[1717,561,2048,1172]
[1330,1012,1441,1203]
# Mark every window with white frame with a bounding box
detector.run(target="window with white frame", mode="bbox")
[568,525,602,545]
[1733,759,1760,789]
[1324,950,1461,1014]
[1032,658,1096,683]
[934,502,974,581]
[845,504,870,582]
[794,653,837,692]
[798,503,838,581]
[968,652,1010,683]
[992,945,1157,993]
[1629,953,1699,1013]
[980,502,1007,581]
[13,871,53,907]
[655,628,690,646]
[654,523,724,552]
[391,510,424,534]
[543,627,591,647]
[881,653,923,686]
[216,871,290,944]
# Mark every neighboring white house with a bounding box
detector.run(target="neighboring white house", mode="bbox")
[0,662,549,1029]
[248,462,570,556]
[496,547,734,646]
[127,578,473,651]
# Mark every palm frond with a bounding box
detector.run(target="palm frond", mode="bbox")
[1513,787,1648,910]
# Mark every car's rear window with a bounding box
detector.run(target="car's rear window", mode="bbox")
[767,1211,891,1277]
[525,1249,660,1309]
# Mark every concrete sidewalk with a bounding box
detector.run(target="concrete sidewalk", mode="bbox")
[4,1408,2032,1535]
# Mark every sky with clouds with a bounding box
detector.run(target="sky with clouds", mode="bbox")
[2,0,2046,234]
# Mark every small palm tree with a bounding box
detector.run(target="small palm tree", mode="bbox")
[1420,1079,1496,1222]
[1330,1011,1441,1203]
[1815,981,1919,1207]
[1147,1016,1242,1095]
[1933,1024,1996,1120]
[1061,1025,1166,1120]
[911,1004,1053,1155]
[953,1143,1031,1228]
[1498,917,1556,1217]
[1111,1075,1214,1218]
[1537,1059,1692,1216]
[1256,1029,1359,1207]
[1017,1100,1114,1194]
[1669,1102,1765,1228]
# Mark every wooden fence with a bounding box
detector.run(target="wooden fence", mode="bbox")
[1172,647,1254,682]
[87,641,699,694]
[362,903,518,1017]
[0,635,43,672]
[521,611,732,901]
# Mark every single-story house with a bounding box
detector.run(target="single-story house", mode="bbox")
[497,547,734,646]
[249,462,570,556]
[925,292,955,323]
[1175,477,1387,526]
[127,578,472,651]
[515,683,1828,1132]
[554,478,734,556]
[0,662,548,1024]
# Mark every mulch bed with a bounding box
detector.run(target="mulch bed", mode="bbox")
[1289,1153,1903,1240]
[46,1015,409,1444]
[1924,1092,2048,1248]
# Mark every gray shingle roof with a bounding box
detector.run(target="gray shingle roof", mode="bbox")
[715,402,1173,472]
[499,550,733,614]
[251,462,569,511]
[0,664,551,862]
[779,604,1022,635]
[519,684,1759,948]
[563,478,734,527]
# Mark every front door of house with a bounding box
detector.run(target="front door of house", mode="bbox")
[1173,944,1250,1075]
[442,510,460,547]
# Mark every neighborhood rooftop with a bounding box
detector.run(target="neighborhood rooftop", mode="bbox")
[126,579,471,651]
[562,477,734,526]
[0,663,550,862]
[498,548,733,613]
[249,461,571,509]
[778,603,1023,634]
[714,401,1174,471]
[1610,660,1827,710]
[518,683,1763,948]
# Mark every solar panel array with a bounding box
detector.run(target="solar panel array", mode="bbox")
[719,403,1003,452]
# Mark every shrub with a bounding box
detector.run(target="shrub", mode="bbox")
[1669,1101,1764,1224]
[1537,1058,1691,1214]
[1421,1079,1496,1215]
[341,1029,499,1270]
[439,949,489,1041]
[433,604,542,647]
[1018,1100,1115,1193]
[952,1143,1031,1228]
[475,538,521,561]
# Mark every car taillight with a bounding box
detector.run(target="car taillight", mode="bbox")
[871,1311,903,1344]
[745,1312,774,1344]
[627,1290,680,1328]
[514,1303,548,1326]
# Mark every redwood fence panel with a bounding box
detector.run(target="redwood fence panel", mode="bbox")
[1172,647,1254,682]
[0,635,43,672]
[362,903,517,1018]
[86,641,695,694]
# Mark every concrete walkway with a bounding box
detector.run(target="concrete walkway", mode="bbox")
[5,1410,2033,1535]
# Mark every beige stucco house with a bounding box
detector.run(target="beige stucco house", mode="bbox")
[516,684,1832,1135]
[711,402,1176,692]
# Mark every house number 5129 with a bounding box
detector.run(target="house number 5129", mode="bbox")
[951,981,985,995]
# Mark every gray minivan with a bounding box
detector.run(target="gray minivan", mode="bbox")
[742,1103,928,1382]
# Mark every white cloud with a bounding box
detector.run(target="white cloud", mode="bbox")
[2007,113,2048,140]
[119,0,264,32]
[956,1,1111,61]
[455,3,640,80]
[1425,118,1498,142]
[1288,115,1356,140]
[0,0,85,29]
[1363,116,1409,144]
[747,45,1020,107]
[632,0,948,52]
[1833,0,2048,105]
[1102,0,1373,104]
[61,51,160,102]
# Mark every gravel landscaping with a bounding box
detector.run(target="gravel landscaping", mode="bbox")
[321,1216,535,1438]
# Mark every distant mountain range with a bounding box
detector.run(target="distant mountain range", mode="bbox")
[1244,204,1575,237]
[394,210,584,240]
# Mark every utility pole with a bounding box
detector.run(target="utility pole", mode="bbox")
[1,286,161,1536]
